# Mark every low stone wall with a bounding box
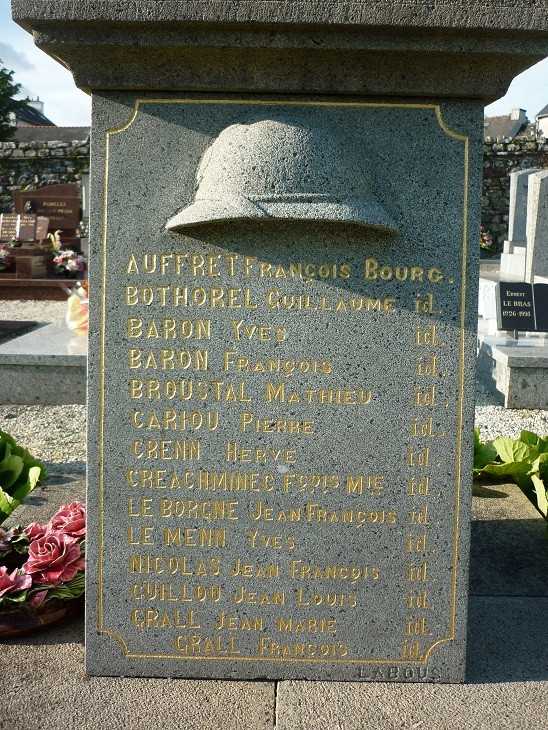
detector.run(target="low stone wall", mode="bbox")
[2,132,548,254]
[0,139,90,212]
[483,131,548,252]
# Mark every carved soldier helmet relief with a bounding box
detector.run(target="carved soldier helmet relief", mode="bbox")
[165,118,397,233]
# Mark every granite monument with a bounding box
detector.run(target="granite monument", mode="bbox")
[13,0,548,683]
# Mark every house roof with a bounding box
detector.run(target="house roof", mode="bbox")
[483,114,527,140]
[536,104,548,119]
[11,126,90,143]
[15,104,56,126]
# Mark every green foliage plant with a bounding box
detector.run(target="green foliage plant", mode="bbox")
[474,428,548,520]
[0,60,26,141]
[0,429,47,525]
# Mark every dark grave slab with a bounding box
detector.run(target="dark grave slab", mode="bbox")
[533,284,548,332]
[496,282,535,332]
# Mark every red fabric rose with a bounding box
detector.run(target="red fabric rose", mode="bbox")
[24,522,47,541]
[0,566,32,597]
[47,501,86,539]
[22,533,85,586]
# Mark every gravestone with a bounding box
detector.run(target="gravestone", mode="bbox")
[525,170,548,285]
[12,184,81,250]
[500,168,540,281]
[496,282,535,331]
[14,0,548,683]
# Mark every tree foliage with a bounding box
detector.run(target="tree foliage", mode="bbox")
[0,60,27,141]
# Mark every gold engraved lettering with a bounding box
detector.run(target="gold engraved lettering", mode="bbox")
[240,411,314,434]
[225,441,296,464]
[249,501,301,522]
[125,285,257,309]
[130,581,221,603]
[128,379,251,402]
[265,383,372,405]
[131,439,200,461]
[406,563,429,581]
[126,253,238,277]
[407,476,430,496]
[127,525,154,545]
[174,634,241,655]
[131,608,200,630]
[415,355,438,376]
[405,534,429,553]
[406,590,432,609]
[125,469,275,493]
[345,474,383,495]
[304,502,397,527]
[232,587,285,605]
[264,288,395,313]
[246,530,296,551]
[406,446,430,467]
[128,348,208,371]
[229,558,280,578]
[411,417,435,437]
[229,319,286,342]
[223,352,332,376]
[296,589,357,607]
[413,387,437,407]
[128,555,220,576]
[275,617,337,633]
[131,409,219,431]
[215,611,264,631]
[163,527,226,547]
[401,639,421,659]
[289,560,379,583]
[257,637,348,658]
[413,293,440,314]
[127,317,211,340]
[364,257,444,283]
[409,506,429,525]
[414,325,445,346]
[158,499,239,521]
[127,498,153,516]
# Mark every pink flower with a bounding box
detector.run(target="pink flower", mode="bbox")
[22,533,85,586]
[24,522,47,541]
[28,589,48,608]
[0,566,32,597]
[47,501,86,539]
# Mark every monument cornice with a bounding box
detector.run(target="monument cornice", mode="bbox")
[11,0,548,100]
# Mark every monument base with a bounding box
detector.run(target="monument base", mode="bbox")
[476,337,548,409]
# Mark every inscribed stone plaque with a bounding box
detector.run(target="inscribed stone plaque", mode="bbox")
[86,98,478,683]
[0,214,18,241]
[17,214,37,242]
[496,282,535,332]
[35,217,50,243]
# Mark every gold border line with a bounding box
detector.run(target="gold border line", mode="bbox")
[97,98,470,665]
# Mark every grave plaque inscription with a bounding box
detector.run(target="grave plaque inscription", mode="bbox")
[86,99,477,682]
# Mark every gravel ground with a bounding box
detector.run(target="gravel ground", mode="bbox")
[0,300,547,466]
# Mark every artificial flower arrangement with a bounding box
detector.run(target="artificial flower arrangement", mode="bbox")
[0,502,86,619]
[48,229,86,277]
[65,280,89,336]
[0,243,13,271]
[480,225,493,253]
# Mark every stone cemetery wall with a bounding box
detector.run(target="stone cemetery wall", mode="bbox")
[2,131,547,255]
[483,130,548,252]
[0,139,90,213]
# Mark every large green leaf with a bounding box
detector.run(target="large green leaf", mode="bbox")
[480,460,532,486]
[492,437,532,464]
[0,454,24,488]
[532,474,548,518]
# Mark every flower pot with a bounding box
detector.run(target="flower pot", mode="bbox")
[0,595,84,639]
